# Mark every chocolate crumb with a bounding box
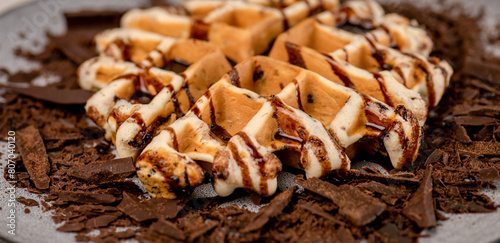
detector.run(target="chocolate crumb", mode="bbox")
[295,175,386,226]
[16,196,39,207]
[67,157,136,184]
[403,165,436,228]
[17,126,51,190]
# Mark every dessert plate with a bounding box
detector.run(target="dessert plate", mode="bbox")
[0,1,498,243]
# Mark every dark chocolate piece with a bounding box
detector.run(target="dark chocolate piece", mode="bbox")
[150,219,186,240]
[16,196,39,206]
[454,116,498,126]
[67,157,136,184]
[187,220,218,241]
[57,222,85,232]
[241,186,296,232]
[143,198,182,219]
[356,181,405,205]
[403,165,436,228]
[9,86,94,105]
[341,169,420,186]
[473,167,500,182]
[297,203,345,225]
[295,175,386,226]
[85,214,119,229]
[455,126,472,143]
[17,126,51,190]
[58,191,117,204]
[117,192,156,222]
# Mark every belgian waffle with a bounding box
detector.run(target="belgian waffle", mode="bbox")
[120,0,338,62]
[80,0,452,199]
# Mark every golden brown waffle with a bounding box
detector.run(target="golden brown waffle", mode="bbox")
[136,56,421,198]
[80,0,452,199]
[121,0,338,62]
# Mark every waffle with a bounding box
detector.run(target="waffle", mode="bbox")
[136,56,421,198]
[80,29,232,159]
[120,0,338,62]
[80,0,452,199]
[269,0,452,111]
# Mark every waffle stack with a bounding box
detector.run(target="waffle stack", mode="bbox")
[79,0,452,199]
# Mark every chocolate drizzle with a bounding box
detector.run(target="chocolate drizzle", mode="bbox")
[228,142,252,188]
[403,52,436,106]
[237,132,269,195]
[279,9,289,30]
[361,94,420,168]
[293,79,304,111]
[228,69,241,87]
[285,42,306,68]
[190,19,209,40]
[372,73,394,107]
[166,127,179,151]
[379,24,399,49]
[205,90,232,142]
[321,53,356,89]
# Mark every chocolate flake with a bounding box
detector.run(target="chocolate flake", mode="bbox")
[9,86,94,105]
[295,175,386,226]
[17,126,51,190]
[403,165,436,228]
[67,157,136,184]
[455,125,472,143]
[16,196,39,206]
[57,222,85,232]
[58,191,117,204]
[117,192,156,222]
[241,186,296,232]
[297,203,345,225]
[150,219,186,240]
[85,214,119,229]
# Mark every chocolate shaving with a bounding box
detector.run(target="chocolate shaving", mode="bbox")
[295,175,386,226]
[17,126,51,190]
[58,191,117,204]
[57,222,85,232]
[241,186,296,232]
[341,169,420,186]
[452,105,500,117]
[85,214,119,229]
[463,57,500,84]
[455,125,472,143]
[16,196,39,207]
[403,165,436,228]
[356,181,405,205]
[454,116,498,126]
[150,219,186,240]
[117,192,156,222]
[425,149,445,164]
[473,167,500,182]
[67,157,136,184]
[297,203,345,225]
[8,86,94,105]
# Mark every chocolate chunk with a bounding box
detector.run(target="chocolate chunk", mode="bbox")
[17,126,51,190]
[297,203,345,225]
[403,165,436,228]
[9,86,94,105]
[16,196,39,206]
[455,125,472,143]
[53,35,96,64]
[425,149,444,164]
[295,176,386,226]
[336,227,356,243]
[57,222,85,232]
[150,219,186,240]
[241,186,296,232]
[341,169,420,186]
[117,192,156,222]
[113,229,136,239]
[473,167,500,182]
[143,198,183,219]
[452,105,500,117]
[457,141,500,156]
[356,181,405,205]
[463,57,500,84]
[187,220,219,241]
[454,116,498,126]
[85,214,119,229]
[67,157,136,184]
[58,191,117,204]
